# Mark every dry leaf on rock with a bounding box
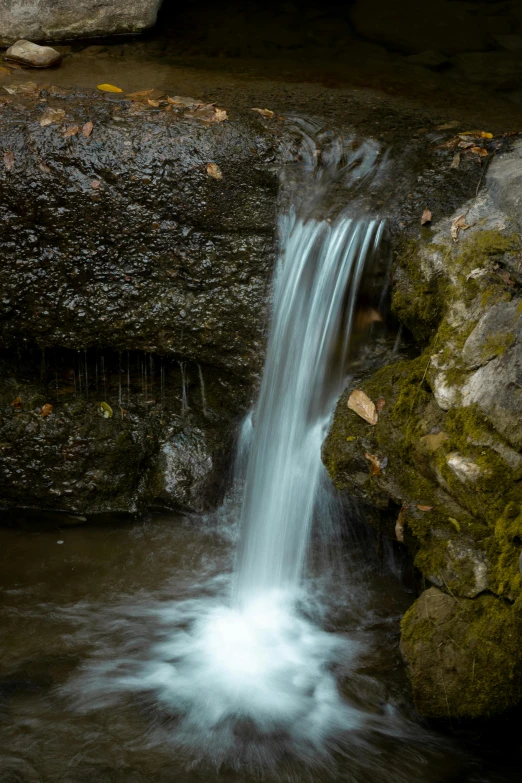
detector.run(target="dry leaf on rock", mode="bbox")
[421,208,432,225]
[11,396,21,409]
[63,124,79,137]
[395,505,407,543]
[40,107,65,126]
[41,403,53,417]
[3,150,14,171]
[4,80,38,96]
[460,130,493,139]
[466,267,487,281]
[416,504,433,512]
[364,452,382,476]
[470,146,488,157]
[347,389,378,425]
[376,396,386,413]
[167,95,203,107]
[435,121,460,130]
[91,180,100,189]
[450,152,461,169]
[147,99,160,108]
[251,107,275,118]
[82,121,93,137]
[185,105,227,123]
[97,83,123,93]
[451,214,469,242]
[206,162,223,179]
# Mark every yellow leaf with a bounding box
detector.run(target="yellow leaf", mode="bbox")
[41,403,53,417]
[97,83,123,93]
[206,162,223,179]
[100,401,113,418]
[251,107,275,118]
[480,132,493,139]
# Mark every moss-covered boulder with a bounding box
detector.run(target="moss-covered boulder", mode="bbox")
[401,587,522,719]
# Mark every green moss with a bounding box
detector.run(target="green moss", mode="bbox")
[488,502,522,600]
[401,588,522,719]
[391,239,447,344]
[480,331,515,361]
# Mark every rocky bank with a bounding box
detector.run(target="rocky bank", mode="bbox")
[323,138,522,719]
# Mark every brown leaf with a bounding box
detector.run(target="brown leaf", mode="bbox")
[3,150,14,172]
[0,66,12,76]
[40,107,65,127]
[127,89,154,100]
[450,152,461,169]
[376,397,386,413]
[91,180,100,189]
[434,138,459,150]
[395,505,407,543]
[82,121,93,137]
[167,95,204,107]
[416,504,433,512]
[458,141,474,149]
[11,396,21,409]
[185,105,227,123]
[41,403,53,417]
[451,214,469,242]
[435,121,460,130]
[206,162,223,180]
[347,389,378,425]
[470,146,488,157]
[147,99,160,108]
[364,452,382,476]
[63,124,79,137]
[251,107,275,118]
[421,208,432,225]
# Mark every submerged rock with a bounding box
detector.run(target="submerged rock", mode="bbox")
[4,40,61,68]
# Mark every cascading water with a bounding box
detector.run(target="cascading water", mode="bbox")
[234,213,383,606]
[66,133,432,774]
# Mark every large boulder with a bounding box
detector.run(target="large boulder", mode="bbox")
[0,0,162,45]
[350,0,490,56]
[0,87,280,515]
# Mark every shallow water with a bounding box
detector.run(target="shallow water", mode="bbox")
[0,506,520,783]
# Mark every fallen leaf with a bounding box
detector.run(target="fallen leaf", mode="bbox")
[470,146,488,157]
[347,389,378,425]
[364,452,383,476]
[376,397,386,413]
[450,152,461,169]
[416,504,433,512]
[251,107,275,118]
[435,120,460,130]
[466,267,486,281]
[100,401,113,418]
[434,138,459,150]
[39,162,51,173]
[185,105,227,123]
[0,66,12,76]
[460,130,493,139]
[63,124,79,137]
[421,208,432,225]
[435,121,460,130]
[206,162,223,179]
[127,89,154,100]
[82,121,93,137]
[451,214,469,242]
[41,403,53,417]
[91,180,100,189]
[449,517,461,533]
[40,107,65,126]
[147,99,160,107]
[3,150,14,171]
[458,140,474,149]
[4,80,38,96]
[168,95,203,107]
[97,83,123,93]
[395,505,407,543]
[11,396,21,409]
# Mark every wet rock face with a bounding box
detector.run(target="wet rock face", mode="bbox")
[0,93,278,377]
[324,138,522,719]
[0,0,162,45]
[0,92,280,515]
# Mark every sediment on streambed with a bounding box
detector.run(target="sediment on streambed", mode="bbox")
[323,138,522,719]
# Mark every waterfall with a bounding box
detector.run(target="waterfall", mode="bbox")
[234,212,383,606]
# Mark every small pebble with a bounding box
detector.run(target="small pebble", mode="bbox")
[4,40,61,69]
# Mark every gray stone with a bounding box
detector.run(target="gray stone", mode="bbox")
[4,39,61,68]
[0,0,162,45]
[427,539,489,599]
[487,139,522,230]
[350,0,489,55]
[462,300,521,369]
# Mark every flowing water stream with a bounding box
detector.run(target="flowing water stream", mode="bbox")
[0,136,520,782]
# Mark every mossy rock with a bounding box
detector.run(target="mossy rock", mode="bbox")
[401,587,522,719]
